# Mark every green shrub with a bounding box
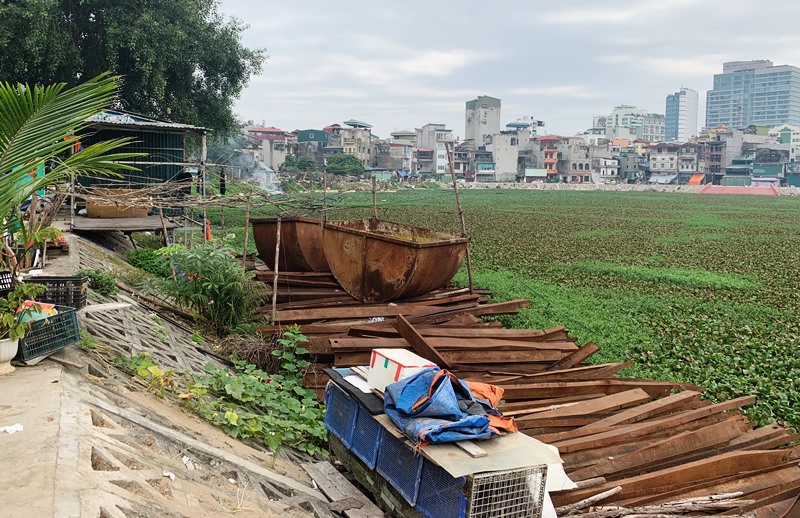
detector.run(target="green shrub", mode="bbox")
[155,244,265,336]
[76,268,119,297]
[125,248,173,278]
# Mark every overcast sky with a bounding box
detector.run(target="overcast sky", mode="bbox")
[218,0,800,139]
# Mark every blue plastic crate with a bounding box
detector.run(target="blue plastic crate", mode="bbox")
[416,459,466,518]
[351,406,383,469]
[376,431,423,505]
[324,382,358,448]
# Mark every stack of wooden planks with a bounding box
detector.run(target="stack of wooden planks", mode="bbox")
[256,271,800,516]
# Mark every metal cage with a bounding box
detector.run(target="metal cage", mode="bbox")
[466,466,548,518]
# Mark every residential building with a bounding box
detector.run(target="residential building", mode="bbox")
[416,124,454,175]
[600,105,666,142]
[706,60,800,128]
[772,124,800,162]
[616,152,646,183]
[665,87,699,142]
[339,119,373,166]
[465,95,501,147]
[474,148,495,182]
[390,130,418,172]
[295,129,329,170]
[532,136,561,181]
[492,130,523,182]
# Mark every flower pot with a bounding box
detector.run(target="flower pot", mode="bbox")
[0,338,18,375]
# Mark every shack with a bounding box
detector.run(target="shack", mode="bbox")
[71,110,209,233]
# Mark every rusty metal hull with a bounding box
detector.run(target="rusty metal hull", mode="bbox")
[251,217,329,272]
[322,219,468,303]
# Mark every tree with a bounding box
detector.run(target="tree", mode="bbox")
[0,0,266,136]
[325,153,365,176]
[297,157,317,172]
[280,156,299,173]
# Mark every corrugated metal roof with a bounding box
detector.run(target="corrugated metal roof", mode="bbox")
[88,110,209,133]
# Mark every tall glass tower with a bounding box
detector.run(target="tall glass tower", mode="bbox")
[706,60,800,129]
[665,87,698,142]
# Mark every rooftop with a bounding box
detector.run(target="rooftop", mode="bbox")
[89,110,209,133]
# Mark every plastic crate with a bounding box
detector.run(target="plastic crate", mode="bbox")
[324,382,358,448]
[0,271,13,297]
[351,406,383,469]
[24,276,89,309]
[376,431,423,505]
[416,459,467,518]
[16,305,80,362]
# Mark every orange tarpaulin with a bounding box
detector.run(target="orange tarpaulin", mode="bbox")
[689,173,704,186]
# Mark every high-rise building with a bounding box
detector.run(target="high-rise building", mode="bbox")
[600,105,665,142]
[706,60,800,129]
[465,96,501,146]
[665,87,699,142]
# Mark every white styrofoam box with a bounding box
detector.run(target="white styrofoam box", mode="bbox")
[368,348,437,392]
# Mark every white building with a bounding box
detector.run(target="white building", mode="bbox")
[665,87,699,142]
[465,96,501,147]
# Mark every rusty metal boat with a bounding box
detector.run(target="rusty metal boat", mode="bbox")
[322,219,468,303]
[251,217,329,272]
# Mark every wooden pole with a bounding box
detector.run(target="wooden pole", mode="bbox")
[242,195,251,269]
[159,207,177,282]
[200,132,207,243]
[371,175,378,219]
[220,205,225,237]
[322,174,328,223]
[446,142,474,294]
[271,216,282,323]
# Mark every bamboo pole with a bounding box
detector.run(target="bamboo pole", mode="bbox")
[220,206,225,237]
[242,195,251,269]
[159,207,177,282]
[445,142,473,294]
[371,175,378,218]
[200,132,207,243]
[322,174,328,223]
[271,216,282,323]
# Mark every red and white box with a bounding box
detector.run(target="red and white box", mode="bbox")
[368,348,437,392]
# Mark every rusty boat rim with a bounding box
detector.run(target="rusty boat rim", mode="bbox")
[251,216,322,224]
[322,220,468,249]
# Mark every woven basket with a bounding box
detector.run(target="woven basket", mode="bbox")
[86,188,151,218]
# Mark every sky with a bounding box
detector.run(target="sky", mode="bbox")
[218,0,800,139]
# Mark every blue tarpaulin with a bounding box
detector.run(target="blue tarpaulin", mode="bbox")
[383,368,517,444]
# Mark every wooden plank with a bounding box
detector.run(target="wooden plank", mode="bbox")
[567,417,750,482]
[499,380,692,401]
[393,314,451,368]
[545,342,599,370]
[455,441,487,458]
[301,461,384,518]
[551,450,790,508]
[551,396,756,454]
[334,348,566,367]
[274,304,448,323]
[516,389,652,421]
[582,390,702,429]
[330,336,578,352]
[406,299,530,325]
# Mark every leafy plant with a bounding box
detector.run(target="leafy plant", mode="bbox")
[181,326,325,456]
[78,330,100,351]
[0,283,46,341]
[124,248,173,278]
[155,243,265,336]
[77,268,119,297]
[113,352,176,397]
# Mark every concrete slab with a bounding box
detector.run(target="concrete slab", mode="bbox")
[0,364,67,517]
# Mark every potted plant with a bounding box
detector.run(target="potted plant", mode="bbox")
[0,283,46,375]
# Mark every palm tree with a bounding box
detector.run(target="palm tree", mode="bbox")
[0,74,140,239]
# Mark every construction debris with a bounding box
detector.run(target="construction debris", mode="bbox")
[259,268,800,516]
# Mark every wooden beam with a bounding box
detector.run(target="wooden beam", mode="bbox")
[546,342,599,370]
[393,314,451,368]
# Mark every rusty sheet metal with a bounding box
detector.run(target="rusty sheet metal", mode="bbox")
[322,219,467,303]
[251,216,330,272]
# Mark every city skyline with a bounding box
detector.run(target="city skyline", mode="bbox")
[219,0,800,138]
